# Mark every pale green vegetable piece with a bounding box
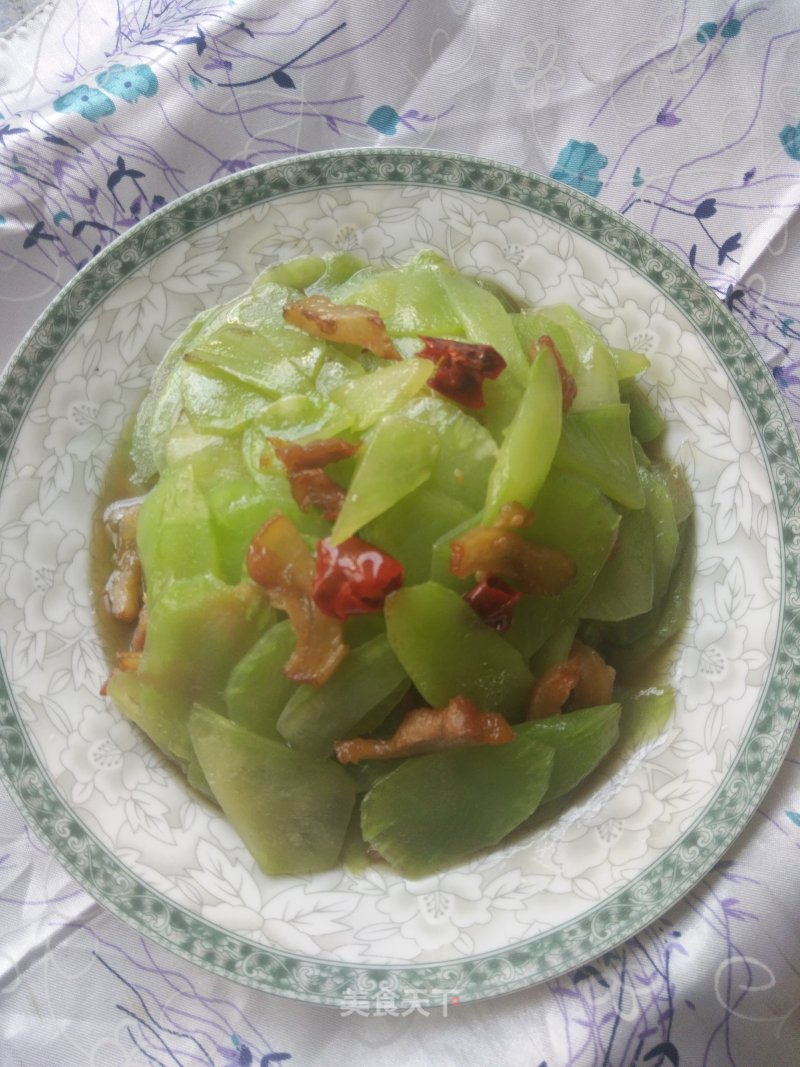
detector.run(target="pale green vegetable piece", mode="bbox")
[330,358,432,431]
[364,486,472,585]
[277,635,407,756]
[483,345,563,523]
[225,620,298,738]
[331,415,440,543]
[439,266,529,387]
[616,685,674,750]
[512,305,620,410]
[328,255,465,337]
[181,365,269,434]
[554,405,645,510]
[360,732,554,878]
[611,347,650,380]
[516,703,621,802]
[136,460,221,595]
[189,706,356,875]
[581,505,655,621]
[132,309,217,481]
[398,396,498,510]
[250,393,353,442]
[641,464,680,604]
[384,581,535,722]
[505,471,620,657]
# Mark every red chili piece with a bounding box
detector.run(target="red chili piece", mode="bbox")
[463,576,521,633]
[312,536,405,620]
[417,336,506,408]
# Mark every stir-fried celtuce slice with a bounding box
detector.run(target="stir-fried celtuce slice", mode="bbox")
[283,295,401,360]
[334,695,514,764]
[269,436,360,522]
[532,335,577,413]
[103,500,143,622]
[246,514,348,685]
[450,501,576,596]
[527,640,616,720]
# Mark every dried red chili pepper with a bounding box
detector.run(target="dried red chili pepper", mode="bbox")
[463,576,521,633]
[312,536,405,621]
[416,336,506,408]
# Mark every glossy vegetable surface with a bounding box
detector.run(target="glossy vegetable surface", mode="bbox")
[102,251,692,879]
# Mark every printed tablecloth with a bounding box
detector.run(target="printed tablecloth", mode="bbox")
[1,1,799,1063]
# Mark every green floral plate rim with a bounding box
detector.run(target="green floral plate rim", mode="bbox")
[1,147,799,1009]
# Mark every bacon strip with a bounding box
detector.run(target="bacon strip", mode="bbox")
[283,295,401,360]
[247,514,348,685]
[269,437,360,471]
[528,660,582,720]
[569,639,616,709]
[269,436,360,523]
[527,640,616,720]
[416,336,506,408]
[335,695,514,764]
[450,504,576,597]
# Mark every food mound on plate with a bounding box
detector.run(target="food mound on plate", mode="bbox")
[100,250,693,879]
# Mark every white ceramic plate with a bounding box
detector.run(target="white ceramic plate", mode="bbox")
[1,148,799,1009]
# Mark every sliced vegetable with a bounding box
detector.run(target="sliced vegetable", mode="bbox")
[554,405,645,510]
[516,703,621,802]
[277,634,406,757]
[189,706,356,875]
[224,620,298,738]
[483,341,563,522]
[384,581,535,722]
[360,731,554,878]
[331,415,440,543]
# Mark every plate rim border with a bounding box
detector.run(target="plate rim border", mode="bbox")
[1,145,799,1008]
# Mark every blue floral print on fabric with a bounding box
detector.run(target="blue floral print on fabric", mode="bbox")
[550,139,608,196]
[779,122,800,160]
[53,85,116,122]
[367,105,401,134]
[96,64,159,104]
